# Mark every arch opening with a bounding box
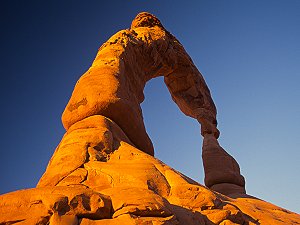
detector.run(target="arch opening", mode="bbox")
[141,76,204,182]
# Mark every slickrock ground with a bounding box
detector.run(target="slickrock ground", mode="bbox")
[0,12,299,225]
[1,115,299,225]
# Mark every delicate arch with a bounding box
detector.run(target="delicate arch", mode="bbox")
[62,12,219,156]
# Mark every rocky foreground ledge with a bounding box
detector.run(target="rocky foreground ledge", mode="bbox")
[1,115,299,225]
[1,12,299,225]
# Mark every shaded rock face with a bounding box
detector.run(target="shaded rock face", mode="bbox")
[1,12,299,225]
[202,134,246,196]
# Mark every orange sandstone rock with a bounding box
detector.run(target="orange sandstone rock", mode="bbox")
[1,12,299,225]
[61,12,219,156]
[202,134,246,195]
[1,115,299,224]
[1,113,300,224]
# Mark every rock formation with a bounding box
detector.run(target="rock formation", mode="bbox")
[61,12,220,156]
[1,12,299,225]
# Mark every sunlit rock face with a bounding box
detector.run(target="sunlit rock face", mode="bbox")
[61,11,219,156]
[1,12,299,225]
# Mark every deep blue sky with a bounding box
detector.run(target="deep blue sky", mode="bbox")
[0,1,299,213]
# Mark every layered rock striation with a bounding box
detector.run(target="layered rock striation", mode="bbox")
[1,12,299,225]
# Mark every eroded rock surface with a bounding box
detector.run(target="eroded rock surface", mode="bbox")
[1,115,299,225]
[61,12,219,156]
[1,12,299,225]
[58,10,243,196]
[202,134,246,196]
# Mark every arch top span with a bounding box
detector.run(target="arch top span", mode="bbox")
[62,12,219,156]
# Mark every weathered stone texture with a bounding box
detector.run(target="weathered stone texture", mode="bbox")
[1,115,299,225]
[61,12,219,156]
[1,12,299,225]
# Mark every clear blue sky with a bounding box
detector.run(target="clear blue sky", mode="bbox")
[0,1,299,213]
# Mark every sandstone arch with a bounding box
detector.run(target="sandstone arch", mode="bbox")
[62,12,219,156]
[41,12,247,196]
[1,12,299,225]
